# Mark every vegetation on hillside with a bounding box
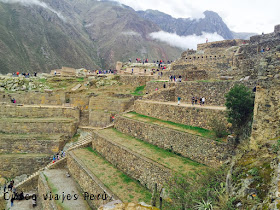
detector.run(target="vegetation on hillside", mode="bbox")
[225,84,255,135]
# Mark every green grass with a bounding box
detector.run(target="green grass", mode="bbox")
[112,128,203,168]
[131,85,146,96]
[81,147,152,203]
[39,78,47,83]
[128,112,217,140]
[77,77,84,82]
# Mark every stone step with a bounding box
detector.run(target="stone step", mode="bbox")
[92,128,204,191]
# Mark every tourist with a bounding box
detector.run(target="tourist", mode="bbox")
[54,70,57,76]
[192,96,195,105]
[195,97,198,104]
[11,197,14,207]
[199,97,202,105]
[163,83,166,88]
[170,75,173,82]
[174,75,176,82]
[177,96,181,105]
[202,97,205,105]
[53,155,56,163]
[144,69,146,73]
[131,69,133,74]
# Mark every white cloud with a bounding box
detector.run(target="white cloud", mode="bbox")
[149,31,224,50]
[113,0,280,34]
[0,0,66,21]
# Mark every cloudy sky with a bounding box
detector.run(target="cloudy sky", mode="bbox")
[114,0,279,34]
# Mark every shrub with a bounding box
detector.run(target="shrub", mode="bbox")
[225,85,254,133]
[210,118,228,138]
[276,45,280,52]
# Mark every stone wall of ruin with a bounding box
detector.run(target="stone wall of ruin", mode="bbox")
[115,116,232,167]
[67,152,120,208]
[142,87,176,102]
[38,173,58,210]
[0,155,50,178]
[175,80,257,106]
[119,75,154,86]
[91,131,172,191]
[134,100,227,130]
[0,120,77,137]
[251,79,280,147]
[0,137,64,154]
[145,81,175,93]
[0,105,80,120]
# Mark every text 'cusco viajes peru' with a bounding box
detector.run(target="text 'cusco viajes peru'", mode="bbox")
[0,0,279,209]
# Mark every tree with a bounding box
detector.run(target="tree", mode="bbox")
[225,85,255,133]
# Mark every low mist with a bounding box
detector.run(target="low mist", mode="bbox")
[0,0,66,21]
[149,31,224,50]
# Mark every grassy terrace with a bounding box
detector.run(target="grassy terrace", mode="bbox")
[123,112,220,140]
[131,85,146,96]
[73,148,152,204]
[97,128,205,175]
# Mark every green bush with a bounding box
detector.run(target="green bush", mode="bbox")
[225,85,254,133]
[210,118,228,138]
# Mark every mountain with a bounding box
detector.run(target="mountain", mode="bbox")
[232,31,258,40]
[0,0,182,74]
[137,10,234,39]
[0,0,256,74]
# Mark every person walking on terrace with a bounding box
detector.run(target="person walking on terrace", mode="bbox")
[202,97,205,105]
[177,96,181,105]
[192,96,195,105]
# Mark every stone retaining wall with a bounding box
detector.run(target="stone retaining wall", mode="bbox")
[0,136,64,154]
[67,152,120,209]
[119,75,154,86]
[91,131,173,191]
[134,100,227,130]
[38,172,58,210]
[115,116,232,167]
[0,120,77,137]
[175,80,257,106]
[0,92,65,105]
[145,82,174,93]
[0,105,80,120]
[0,155,50,178]
[142,87,176,102]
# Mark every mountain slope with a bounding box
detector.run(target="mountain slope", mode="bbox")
[0,0,182,74]
[137,10,234,39]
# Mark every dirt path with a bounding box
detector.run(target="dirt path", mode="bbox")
[5,191,39,210]
[43,169,90,210]
[98,129,205,175]
[141,100,226,110]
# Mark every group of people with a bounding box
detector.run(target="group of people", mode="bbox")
[169,75,183,82]
[129,58,173,65]
[176,96,206,106]
[192,96,206,106]
[12,72,37,77]
[52,150,65,163]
